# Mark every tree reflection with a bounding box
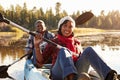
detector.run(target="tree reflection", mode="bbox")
[0,46,25,64]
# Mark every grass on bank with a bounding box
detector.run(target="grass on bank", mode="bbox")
[51,28,105,37]
[0,27,105,39]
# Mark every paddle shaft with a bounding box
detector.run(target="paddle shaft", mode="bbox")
[8,53,30,67]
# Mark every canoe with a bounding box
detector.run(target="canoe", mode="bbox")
[24,59,103,80]
[24,59,50,80]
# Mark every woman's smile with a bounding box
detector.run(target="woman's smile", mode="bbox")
[61,21,74,37]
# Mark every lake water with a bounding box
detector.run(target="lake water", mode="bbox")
[0,45,120,80]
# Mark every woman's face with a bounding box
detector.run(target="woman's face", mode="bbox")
[61,21,74,37]
[35,22,45,32]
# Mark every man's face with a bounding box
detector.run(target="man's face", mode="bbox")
[35,22,44,32]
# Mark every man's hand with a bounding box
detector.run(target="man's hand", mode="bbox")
[34,33,43,47]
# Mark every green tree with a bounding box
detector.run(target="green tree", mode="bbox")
[55,2,61,16]
[20,3,28,27]
[0,5,4,14]
[14,4,22,24]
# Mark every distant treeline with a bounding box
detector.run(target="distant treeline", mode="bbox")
[0,2,120,32]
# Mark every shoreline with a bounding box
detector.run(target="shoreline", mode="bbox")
[0,28,120,47]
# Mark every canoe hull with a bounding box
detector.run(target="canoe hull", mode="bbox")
[24,59,101,80]
[24,59,49,80]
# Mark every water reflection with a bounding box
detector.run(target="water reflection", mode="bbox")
[92,45,120,74]
[0,46,25,65]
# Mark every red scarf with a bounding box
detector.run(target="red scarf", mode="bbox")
[57,34,76,52]
[57,34,81,62]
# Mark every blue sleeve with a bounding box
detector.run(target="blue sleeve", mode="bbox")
[25,35,34,52]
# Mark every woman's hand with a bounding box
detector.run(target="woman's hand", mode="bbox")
[77,44,83,53]
[34,33,43,47]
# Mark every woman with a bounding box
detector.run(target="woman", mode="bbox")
[34,16,118,80]
[26,20,55,65]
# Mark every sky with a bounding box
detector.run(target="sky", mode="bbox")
[0,0,120,16]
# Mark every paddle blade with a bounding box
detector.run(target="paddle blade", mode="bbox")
[0,65,9,78]
[0,13,10,24]
[0,13,4,20]
[75,11,94,25]
[118,75,120,79]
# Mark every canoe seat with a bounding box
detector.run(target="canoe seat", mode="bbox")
[37,64,51,80]
[42,64,52,69]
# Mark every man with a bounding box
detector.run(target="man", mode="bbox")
[25,20,55,66]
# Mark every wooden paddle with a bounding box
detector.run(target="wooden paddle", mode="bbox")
[0,12,94,79]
